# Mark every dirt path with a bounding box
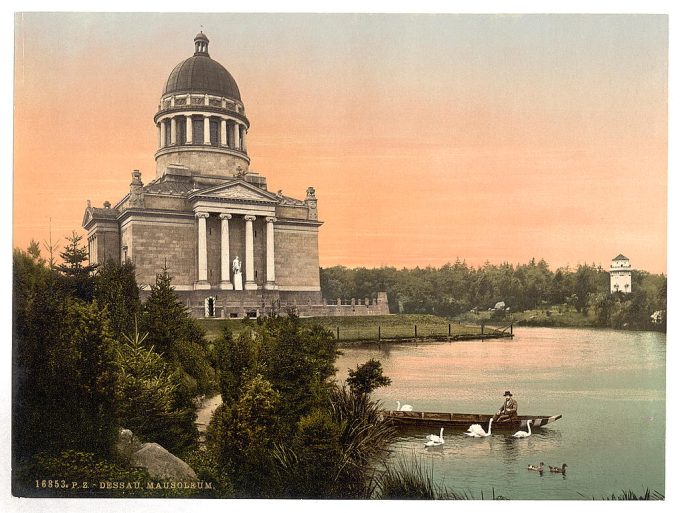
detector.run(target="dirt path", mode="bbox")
[195,394,223,433]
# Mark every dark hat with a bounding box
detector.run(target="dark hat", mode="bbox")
[504,390,512,396]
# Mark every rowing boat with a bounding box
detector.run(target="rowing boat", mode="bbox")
[384,410,562,430]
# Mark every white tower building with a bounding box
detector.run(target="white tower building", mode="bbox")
[610,254,632,293]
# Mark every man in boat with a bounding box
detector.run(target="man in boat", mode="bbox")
[493,390,518,423]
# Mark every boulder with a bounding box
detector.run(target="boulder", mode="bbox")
[130,442,197,481]
[115,428,143,461]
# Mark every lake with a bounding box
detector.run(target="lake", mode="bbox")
[335,327,666,500]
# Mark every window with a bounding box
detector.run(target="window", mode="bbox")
[177,117,186,145]
[210,119,220,146]
[193,118,204,144]
[164,120,172,146]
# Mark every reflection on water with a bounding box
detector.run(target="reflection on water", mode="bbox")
[336,327,665,499]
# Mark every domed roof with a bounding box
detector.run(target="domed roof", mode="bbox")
[162,33,241,100]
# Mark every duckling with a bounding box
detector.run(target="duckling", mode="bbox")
[527,462,544,472]
[549,463,568,474]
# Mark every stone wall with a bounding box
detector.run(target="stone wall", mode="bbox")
[123,215,196,288]
[274,223,321,290]
[156,148,249,179]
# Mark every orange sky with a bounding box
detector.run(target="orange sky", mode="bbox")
[13,13,668,273]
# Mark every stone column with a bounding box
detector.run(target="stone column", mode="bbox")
[265,216,277,289]
[220,119,227,146]
[170,116,177,145]
[195,212,210,290]
[242,127,247,152]
[218,213,232,289]
[186,115,193,144]
[244,215,257,290]
[160,121,166,148]
[203,115,211,145]
[233,122,241,150]
[157,123,161,149]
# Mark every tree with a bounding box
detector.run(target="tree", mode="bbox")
[141,266,190,356]
[57,231,96,300]
[346,359,392,395]
[94,260,141,340]
[208,374,282,498]
[115,325,197,454]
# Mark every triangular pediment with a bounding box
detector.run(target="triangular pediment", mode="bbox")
[82,207,94,228]
[189,180,279,203]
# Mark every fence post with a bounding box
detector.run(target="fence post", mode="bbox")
[337,326,340,340]
[481,323,484,335]
[448,323,451,337]
[378,325,381,341]
[414,325,418,339]
[510,323,513,336]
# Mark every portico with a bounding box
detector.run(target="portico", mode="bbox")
[190,180,279,292]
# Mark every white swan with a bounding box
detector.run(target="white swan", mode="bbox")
[396,401,413,411]
[465,418,493,438]
[424,427,444,447]
[512,419,532,438]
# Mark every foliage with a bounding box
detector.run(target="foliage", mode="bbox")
[377,452,472,499]
[207,374,282,498]
[325,385,398,498]
[115,326,198,454]
[347,358,392,395]
[14,247,119,460]
[320,260,666,331]
[57,231,97,300]
[141,266,215,397]
[94,260,141,340]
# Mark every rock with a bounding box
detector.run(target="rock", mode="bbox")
[115,428,143,461]
[130,443,197,481]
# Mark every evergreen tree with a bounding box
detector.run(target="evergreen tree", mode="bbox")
[94,260,141,340]
[57,231,96,300]
[115,325,198,454]
[141,265,191,356]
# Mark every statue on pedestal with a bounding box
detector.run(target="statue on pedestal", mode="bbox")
[232,255,243,291]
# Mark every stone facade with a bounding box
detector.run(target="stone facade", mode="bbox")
[83,32,326,317]
[82,31,388,318]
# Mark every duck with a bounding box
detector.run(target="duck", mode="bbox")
[527,462,544,472]
[396,401,413,411]
[465,418,493,437]
[512,419,532,438]
[425,427,444,447]
[549,463,568,474]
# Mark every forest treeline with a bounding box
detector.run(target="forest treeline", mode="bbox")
[320,259,666,330]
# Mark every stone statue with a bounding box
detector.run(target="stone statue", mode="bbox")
[232,256,243,291]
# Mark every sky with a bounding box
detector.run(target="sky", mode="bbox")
[12,12,668,273]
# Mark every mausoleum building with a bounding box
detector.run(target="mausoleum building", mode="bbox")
[82,32,329,317]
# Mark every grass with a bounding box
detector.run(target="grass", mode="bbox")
[196,314,508,342]
[455,305,600,329]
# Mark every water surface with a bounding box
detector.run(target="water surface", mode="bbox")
[335,327,666,499]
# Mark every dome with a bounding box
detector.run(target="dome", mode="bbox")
[162,33,241,100]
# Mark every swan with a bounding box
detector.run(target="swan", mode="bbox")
[424,427,444,447]
[465,418,493,437]
[396,401,413,411]
[512,419,532,438]
[528,462,544,472]
[549,463,568,474]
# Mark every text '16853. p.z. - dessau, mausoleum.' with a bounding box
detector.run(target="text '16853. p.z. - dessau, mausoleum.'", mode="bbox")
[82,31,335,319]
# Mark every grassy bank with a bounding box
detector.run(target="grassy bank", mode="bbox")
[455,306,600,329]
[196,314,508,343]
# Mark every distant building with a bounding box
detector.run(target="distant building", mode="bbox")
[609,254,632,293]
